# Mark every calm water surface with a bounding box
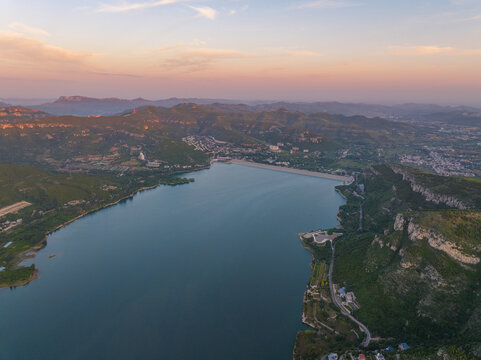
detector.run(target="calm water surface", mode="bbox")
[0,163,344,360]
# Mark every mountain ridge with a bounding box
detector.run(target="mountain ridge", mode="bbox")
[23,96,481,118]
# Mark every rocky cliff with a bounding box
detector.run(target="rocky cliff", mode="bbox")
[333,164,481,351]
[391,165,469,209]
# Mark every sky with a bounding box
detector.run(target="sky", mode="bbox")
[1,0,481,105]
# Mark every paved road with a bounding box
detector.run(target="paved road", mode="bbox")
[359,204,363,231]
[328,241,371,347]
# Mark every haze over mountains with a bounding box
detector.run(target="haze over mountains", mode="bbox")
[2,96,479,119]
[22,96,263,117]
[0,98,55,107]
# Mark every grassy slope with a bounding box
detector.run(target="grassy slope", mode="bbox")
[0,164,113,208]
[413,210,481,253]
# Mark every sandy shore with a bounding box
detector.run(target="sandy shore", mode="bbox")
[228,159,353,183]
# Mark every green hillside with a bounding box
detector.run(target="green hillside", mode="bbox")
[0,164,113,208]
[335,166,481,351]
[295,165,481,359]
[392,164,481,209]
[1,104,466,175]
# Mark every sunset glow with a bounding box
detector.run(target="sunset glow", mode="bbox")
[1,0,481,104]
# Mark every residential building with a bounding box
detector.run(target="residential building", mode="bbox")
[346,291,356,303]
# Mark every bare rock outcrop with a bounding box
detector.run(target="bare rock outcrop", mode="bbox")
[408,221,480,265]
[391,166,469,209]
[394,213,405,231]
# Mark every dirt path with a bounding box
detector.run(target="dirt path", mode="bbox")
[0,201,32,217]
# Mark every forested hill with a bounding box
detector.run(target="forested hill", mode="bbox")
[2,101,480,179]
[333,164,481,358]
[0,106,51,121]
[0,104,419,170]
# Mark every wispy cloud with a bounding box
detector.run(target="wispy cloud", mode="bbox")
[460,14,481,21]
[190,39,207,46]
[0,31,93,66]
[157,43,186,52]
[96,0,183,13]
[387,45,481,56]
[388,45,454,56]
[188,6,218,20]
[8,22,49,37]
[157,40,206,52]
[229,5,249,15]
[450,0,472,5]
[90,71,142,78]
[287,51,322,57]
[181,48,252,58]
[297,0,361,9]
[159,47,253,72]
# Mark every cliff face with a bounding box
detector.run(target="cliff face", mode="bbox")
[406,218,480,265]
[334,165,481,346]
[394,213,405,231]
[391,165,469,209]
[362,209,481,339]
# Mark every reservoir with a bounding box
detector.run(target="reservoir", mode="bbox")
[0,163,345,360]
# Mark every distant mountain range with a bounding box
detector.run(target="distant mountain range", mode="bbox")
[1,100,479,176]
[26,96,261,117]
[0,102,419,172]
[0,98,54,106]
[12,95,480,119]
[242,102,481,119]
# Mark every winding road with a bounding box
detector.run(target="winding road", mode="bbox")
[328,241,371,347]
[359,204,363,231]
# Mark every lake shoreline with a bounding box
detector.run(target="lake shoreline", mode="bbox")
[0,173,203,289]
[0,162,345,359]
